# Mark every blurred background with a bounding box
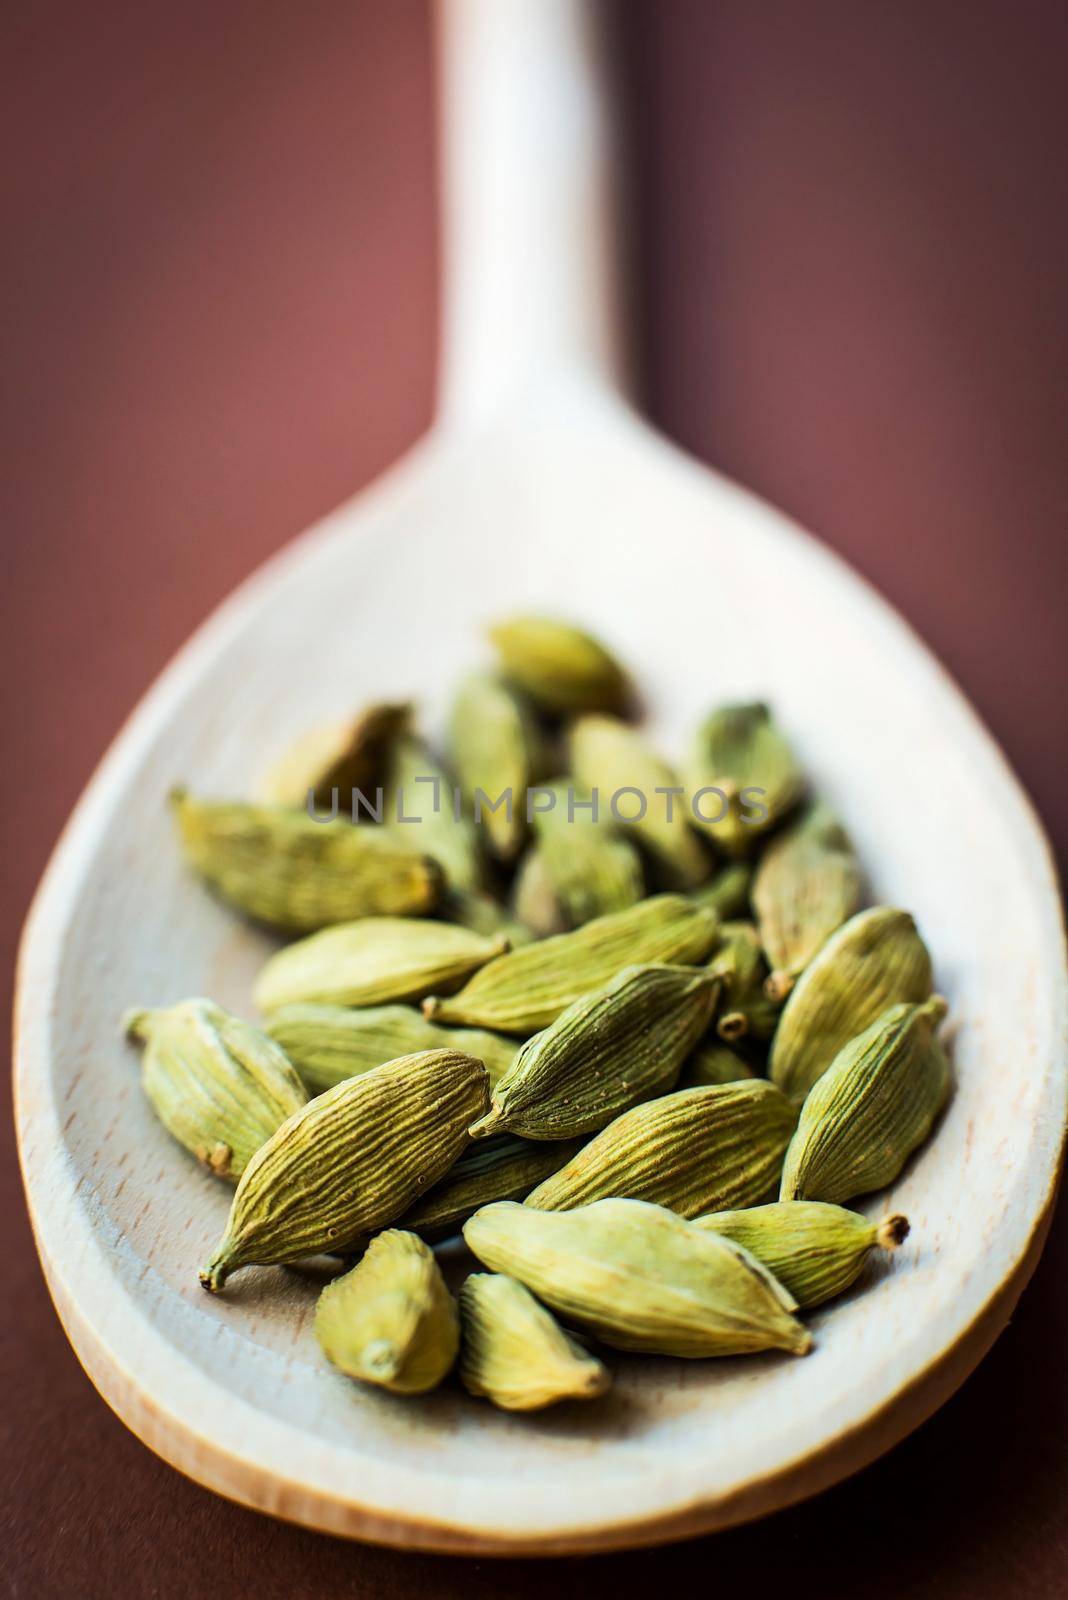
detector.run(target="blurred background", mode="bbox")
[3,2,1065,1595]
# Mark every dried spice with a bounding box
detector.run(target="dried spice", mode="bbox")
[770,906,933,1101]
[124,998,306,1180]
[780,998,950,1203]
[315,1230,458,1394]
[425,894,717,1034]
[523,1080,797,1215]
[397,1135,584,1243]
[488,616,628,716]
[259,702,411,810]
[459,1273,610,1409]
[469,964,719,1141]
[172,789,440,932]
[570,715,712,889]
[753,803,863,1000]
[254,918,508,1012]
[264,1002,517,1094]
[448,674,545,862]
[464,1199,811,1358]
[697,1201,910,1307]
[686,702,805,856]
[200,1050,489,1291]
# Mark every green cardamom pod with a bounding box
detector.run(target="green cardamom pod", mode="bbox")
[678,1041,758,1088]
[398,1136,585,1243]
[438,887,534,948]
[524,1080,797,1215]
[314,1230,458,1394]
[533,816,647,926]
[199,1048,489,1290]
[688,861,754,921]
[172,790,441,933]
[511,848,569,937]
[259,702,411,810]
[383,738,534,944]
[123,999,307,1180]
[447,673,545,862]
[424,893,718,1034]
[469,964,721,1141]
[382,735,485,896]
[514,780,645,934]
[696,1201,910,1307]
[569,715,712,889]
[708,921,781,1043]
[459,1273,610,1410]
[752,803,863,1001]
[253,918,508,1012]
[464,1198,811,1358]
[487,615,629,716]
[685,702,805,856]
[769,906,934,1101]
[780,997,951,1203]
[263,1002,517,1094]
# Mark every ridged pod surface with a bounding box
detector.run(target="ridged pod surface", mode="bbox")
[569,716,712,889]
[515,781,644,935]
[678,1041,758,1089]
[685,702,805,856]
[487,616,628,716]
[459,1273,610,1410]
[511,849,569,937]
[314,1231,458,1394]
[264,1002,517,1094]
[397,1136,584,1243]
[464,1199,811,1358]
[696,1201,910,1307]
[780,998,951,1203]
[524,1080,798,1215]
[258,702,411,810]
[770,906,934,1101]
[438,887,534,949]
[424,894,717,1034]
[382,736,484,896]
[752,803,863,1001]
[199,1049,489,1290]
[469,964,720,1141]
[124,998,307,1180]
[707,921,780,1044]
[253,918,508,1012]
[447,673,544,862]
[172,790,441,933]
[688,861,754,921]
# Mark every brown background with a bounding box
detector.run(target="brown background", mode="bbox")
[3,2,1066,1595]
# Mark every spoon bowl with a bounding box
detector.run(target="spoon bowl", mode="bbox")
[15,0,1066,1555]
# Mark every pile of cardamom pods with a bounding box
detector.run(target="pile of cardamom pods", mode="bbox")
[125,616,950,1411]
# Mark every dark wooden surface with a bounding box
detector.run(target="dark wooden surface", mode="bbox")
[3,3,1066,1595]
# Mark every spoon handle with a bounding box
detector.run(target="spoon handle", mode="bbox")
[436,0,630,426]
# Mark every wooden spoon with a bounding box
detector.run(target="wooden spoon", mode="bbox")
[15,0,1066,1555]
